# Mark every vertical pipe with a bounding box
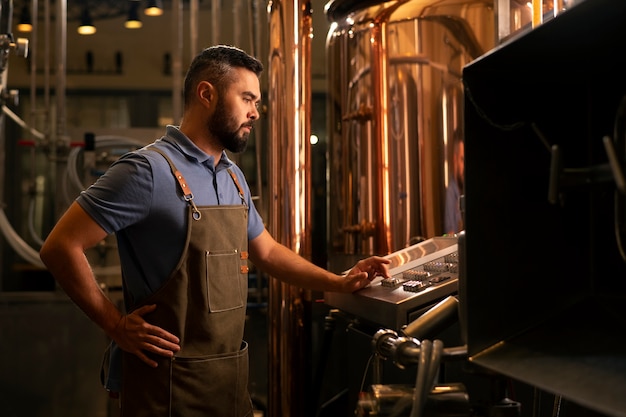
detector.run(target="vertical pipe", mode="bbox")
[370,0,407,254]
[211,0,220,45]
[368,0,413,253]
[249,0,265,210]
[0,0,7,290]
[29,0,38,134]
[43,0,50,138]
[267,1,313,416]
[54,0,66,142]
[232,0,241,47]
[52,0,66,223]
[496,0,510,42]
[370,14,392,254]
[172,0,183,124]
[190,0,199,55]
[0,0,12,34]
[532,0,543,27]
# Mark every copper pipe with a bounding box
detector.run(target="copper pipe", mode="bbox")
[369,1,411,255]
[267,1,313,416]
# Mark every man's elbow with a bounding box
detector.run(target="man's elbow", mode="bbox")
[39,239,52,266]
[39,237,61,268]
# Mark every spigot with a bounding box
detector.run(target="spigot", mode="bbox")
[12,37,28,58]
[0,34,29,74]
[7,88,18,106]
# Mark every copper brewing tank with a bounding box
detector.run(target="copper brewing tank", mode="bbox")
[325,0,495,271]
[266,1,314,416]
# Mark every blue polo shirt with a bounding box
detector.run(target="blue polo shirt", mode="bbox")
[78,125,265,305]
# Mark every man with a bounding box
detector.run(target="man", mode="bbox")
[39,45,390,417]
[444,135,464,235]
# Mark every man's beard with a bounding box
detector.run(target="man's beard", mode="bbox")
[208,100,251,154]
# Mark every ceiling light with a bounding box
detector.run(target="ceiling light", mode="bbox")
[77,7,96,35]
[145,0,163,17]
[17,4,32,33]
[125,2,142,29]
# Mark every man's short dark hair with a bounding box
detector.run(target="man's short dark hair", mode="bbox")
[183,45,264,107]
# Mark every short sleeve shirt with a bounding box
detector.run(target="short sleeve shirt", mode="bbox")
[76,125,265,306]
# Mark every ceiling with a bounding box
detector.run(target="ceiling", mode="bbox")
[12,0,213,23]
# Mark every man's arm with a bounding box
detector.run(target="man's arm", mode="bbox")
[40,202,180,367]
[248,229,390,292]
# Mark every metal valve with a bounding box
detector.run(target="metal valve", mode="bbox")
[0,34,29,74]
[12,37,29,58]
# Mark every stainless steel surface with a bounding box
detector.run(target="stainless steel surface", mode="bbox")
[325,0,494,269]
[325,236,458,330]
[266,1,314,416]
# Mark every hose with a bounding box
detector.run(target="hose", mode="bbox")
[66,135,146,194]
[410,340,432,417]
[409,339,445,417]
[0,207,45,268]
[2,104,45,139]
[2,134,145,268]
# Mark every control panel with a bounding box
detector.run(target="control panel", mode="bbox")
[324,236,459,330]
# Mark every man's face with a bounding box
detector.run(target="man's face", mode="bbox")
[208,68,261,153]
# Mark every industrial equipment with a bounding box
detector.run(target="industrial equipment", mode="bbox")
[320,235,475,417]
[325,235,459,331]
[461,1,626,416]
[325,0,495,273]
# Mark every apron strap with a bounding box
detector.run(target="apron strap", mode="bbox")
[227,168,248,208]
[148,147,202,220]
[147,147,249,216]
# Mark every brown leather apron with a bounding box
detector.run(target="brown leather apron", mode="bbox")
[120,149,253,417]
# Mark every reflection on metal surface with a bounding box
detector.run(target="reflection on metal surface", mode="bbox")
[325,235,458,330]
[266,1,313,416]
[325,0,495,271]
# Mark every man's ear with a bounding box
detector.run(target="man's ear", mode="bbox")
[197,81,216,106]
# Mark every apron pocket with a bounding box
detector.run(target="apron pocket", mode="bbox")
[205,250,246,312]
[170,342,252,417]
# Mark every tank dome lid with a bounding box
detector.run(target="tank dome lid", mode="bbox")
[324,0,385,21]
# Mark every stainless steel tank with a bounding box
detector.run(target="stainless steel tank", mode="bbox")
[325,0,495,270]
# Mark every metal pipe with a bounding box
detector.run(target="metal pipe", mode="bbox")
[43,0,50,140]
[372,329,468,367]
[211,0,220,45]
[267,1,313,415]
[251,0,263,212]
[51,0,66,224]
[232,0,241,48]
[28,0,38,139]
[172,0,183,124]
[0,11,6,285]
[54,0,65,144]
[190,0,198,55]
[401,295,459,340]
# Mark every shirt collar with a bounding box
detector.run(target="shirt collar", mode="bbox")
[162,125,234,169]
